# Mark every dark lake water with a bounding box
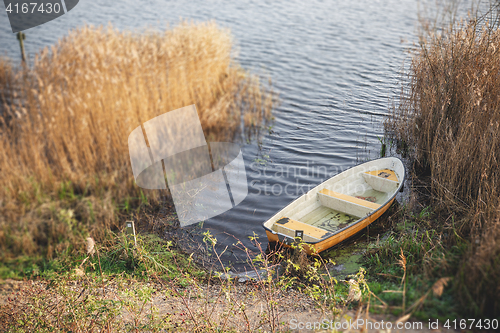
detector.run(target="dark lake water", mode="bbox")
[1,0,466,268]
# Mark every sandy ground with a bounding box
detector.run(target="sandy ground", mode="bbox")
[0,278,461,332]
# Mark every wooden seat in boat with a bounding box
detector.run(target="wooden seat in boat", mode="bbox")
[362,169,399,193]
[272,217,331,242]
[318,189,381,218]
[319,189,381,209]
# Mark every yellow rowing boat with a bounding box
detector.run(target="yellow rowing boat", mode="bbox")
[262,157,405,254]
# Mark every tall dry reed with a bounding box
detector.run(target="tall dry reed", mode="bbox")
[0,21,273,261]
[386,8,500,317]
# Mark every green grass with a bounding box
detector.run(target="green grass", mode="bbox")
[362,204,467,321]
[367,276,459,321]
[0,232,204,284]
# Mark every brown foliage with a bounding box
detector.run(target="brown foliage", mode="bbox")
[386,13,500,317]
[0,21,273,260]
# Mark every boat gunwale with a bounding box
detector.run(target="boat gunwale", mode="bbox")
[262,157,405,245]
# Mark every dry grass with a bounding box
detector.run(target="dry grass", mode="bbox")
[0,21,273,261]
[386,7,500,317]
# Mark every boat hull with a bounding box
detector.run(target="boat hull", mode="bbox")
[262,157,404,255]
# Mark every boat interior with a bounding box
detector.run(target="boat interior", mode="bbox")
[270,168,400,243]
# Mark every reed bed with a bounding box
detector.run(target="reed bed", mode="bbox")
[386,9,500,317]
[0,21,273,261]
